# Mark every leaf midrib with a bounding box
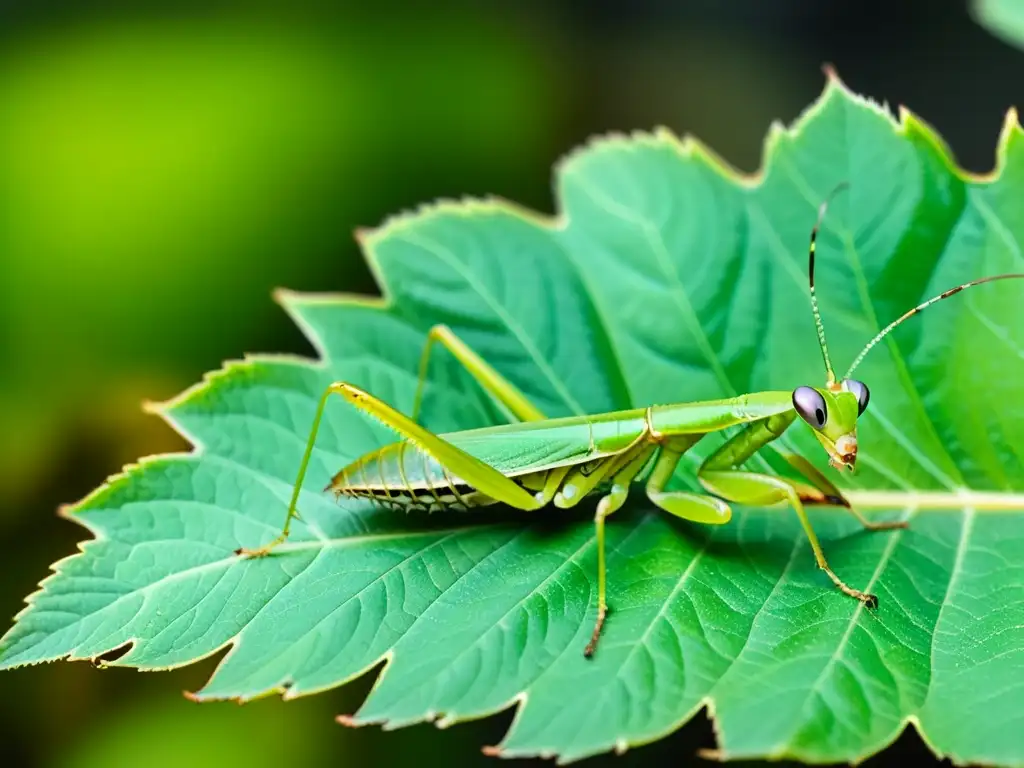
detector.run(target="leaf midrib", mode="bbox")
[843,490,1024,509]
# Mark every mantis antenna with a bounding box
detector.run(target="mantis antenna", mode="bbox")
[807,181,849,387]
[844,271,1024,379]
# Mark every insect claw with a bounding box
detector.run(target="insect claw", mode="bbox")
[236,546,269,558]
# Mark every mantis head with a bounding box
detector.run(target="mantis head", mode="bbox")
[791,380,868,471]
[798,181,1024,474]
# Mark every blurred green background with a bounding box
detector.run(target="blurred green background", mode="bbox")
[2,1,1020,766]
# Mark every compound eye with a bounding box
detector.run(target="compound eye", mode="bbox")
[792,386,828,428]
[843,378,870,415]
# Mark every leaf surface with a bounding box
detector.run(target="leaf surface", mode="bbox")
[5,73,1024,765]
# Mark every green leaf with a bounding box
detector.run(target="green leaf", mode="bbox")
[4,71,1024,765]
[972,0,1024,50]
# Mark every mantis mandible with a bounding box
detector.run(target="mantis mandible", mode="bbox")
[240,185,1024,657]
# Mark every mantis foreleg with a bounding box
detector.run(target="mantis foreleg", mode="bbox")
[702,469,878,605]
[412,324,547,424]
[695,413,886,607]
[238,381,547,558]
[776,451,907,532]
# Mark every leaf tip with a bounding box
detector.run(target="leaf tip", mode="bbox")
[336,713,365,728]
[760,63,909,181]
[271,286,299,308]
[55,461,147,523]
[148,365,231,427]
[992,104,1024,178]
[140,398,166,417]
[55,502,78,520]
[895,105,956,165]
[819,61,859,104]
[182,687,255,707]
[481,744,503,758]
[1005,105,1022,140]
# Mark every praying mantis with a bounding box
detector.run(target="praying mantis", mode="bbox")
[239,185,1024,658]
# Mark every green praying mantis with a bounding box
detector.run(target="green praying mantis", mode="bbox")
[240,185,1024,658]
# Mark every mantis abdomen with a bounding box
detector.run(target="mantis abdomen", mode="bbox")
[329,439,500,511]
[328,433,648,514]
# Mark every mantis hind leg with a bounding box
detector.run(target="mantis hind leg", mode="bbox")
[238,381,545,558]
[412,323,547,424]
[410,324,602,464]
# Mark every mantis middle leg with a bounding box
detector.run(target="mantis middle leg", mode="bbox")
[578,425,724,657]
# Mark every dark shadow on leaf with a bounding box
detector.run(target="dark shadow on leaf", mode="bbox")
[92,642,133,667]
